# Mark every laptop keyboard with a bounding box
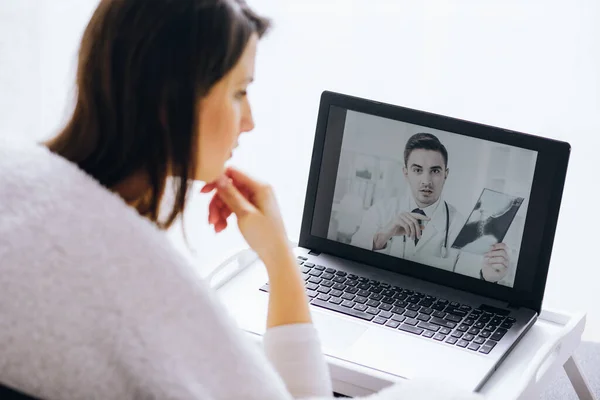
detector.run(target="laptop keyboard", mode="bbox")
[259,256,517,355]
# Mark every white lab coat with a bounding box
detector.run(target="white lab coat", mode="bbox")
[350,194,484,279]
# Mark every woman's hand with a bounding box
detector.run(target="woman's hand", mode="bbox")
[201,167,292,265]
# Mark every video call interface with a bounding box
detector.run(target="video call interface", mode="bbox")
[315,108,538,288]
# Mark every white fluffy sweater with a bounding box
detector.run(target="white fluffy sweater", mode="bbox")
[0,139,483,400]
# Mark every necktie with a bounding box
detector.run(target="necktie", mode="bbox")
[411,208,427,245]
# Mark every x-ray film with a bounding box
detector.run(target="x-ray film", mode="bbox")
[451,189,524,255]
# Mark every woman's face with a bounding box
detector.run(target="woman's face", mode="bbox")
[196,34,258,182]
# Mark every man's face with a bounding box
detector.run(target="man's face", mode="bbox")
[403,149,448,208]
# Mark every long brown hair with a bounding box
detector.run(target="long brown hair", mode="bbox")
[45,0,270,229]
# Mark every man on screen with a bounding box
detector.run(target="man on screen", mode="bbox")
[350,133,509,282]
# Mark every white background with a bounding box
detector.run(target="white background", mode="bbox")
[1,1,598,341]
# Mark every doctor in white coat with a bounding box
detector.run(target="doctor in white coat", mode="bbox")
[351,133,510,282]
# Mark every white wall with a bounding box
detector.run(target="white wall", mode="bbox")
[1,0,599,338]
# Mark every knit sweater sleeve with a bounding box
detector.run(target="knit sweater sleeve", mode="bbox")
[263,324,333,398]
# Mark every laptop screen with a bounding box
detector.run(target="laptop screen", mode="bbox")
[310,106,539,289]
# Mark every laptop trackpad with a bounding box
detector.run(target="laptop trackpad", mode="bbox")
[312,312,368,353]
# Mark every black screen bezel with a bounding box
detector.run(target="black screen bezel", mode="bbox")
[299,91,570,313]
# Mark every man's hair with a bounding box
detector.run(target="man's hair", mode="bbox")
[404,133,448,168]
[45,0,270,230]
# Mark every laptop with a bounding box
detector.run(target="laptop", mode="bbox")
[216,91,570,392]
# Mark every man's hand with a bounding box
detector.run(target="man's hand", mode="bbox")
[373,212,430,250]
[481,243,510,282]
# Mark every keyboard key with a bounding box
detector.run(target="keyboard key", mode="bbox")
[468,328,481,336]
[474,321,485,329]
[486,340,498,349]
[306,283,318,291]
[329,289,343,298]
[463,318,475,326]
[402,289,414,295]
[354,304,368,312]
[490,317,503,325]
[439,327,452,335]
[446,308,468,318]
[329,297,342,305]
[317,286,331,294]
[369,293,383,301]
[307,290,318,298]
[333,277,346,284]
[347,274,358,280]
[379,303,393,311]
[381,297,395,304]
[404,310,418,318]
[357,289,370,297]
[358,277,369,283]
[479,315,491,323]
[422,330,435,338]
[309,270,322,277]
[433,311,446,319]
[501,322,513,330]
[300,267,310,274]
[451,331,463,338]
[417,314,431,322]
[418,300,433,308]
[303,274,311,281]
[391,314,406,323]
[460,305,472,312]
[450,301,460,307]
[382,289,395,297]
[373,317,387,325]
[341,300,355,308]
[392,306,405,314]
[468,343,481,351]
[358,283,370,290]
[308,276,323,284]
[336,271,347,277]
[408,296,420,304]
[321,281,334,288]
[394,300,408,308]
[366,299,380,308]
[322,273,334,280]
[479,331,491,338]
[325,268,335,273]
[430,317,457,329]
[385,321,400,329]
[311,299,373,321]
[333,283,346,291]
[432,303,446,311]
[479,344,494,354]
[433,333,446,341]
[437,299,449,305]
[470,308,483,315]
[491,328,508,341]
[463,334,475,341]
[446,337,458,345]
[398,324,424,335]
[505,317,516,323]
[304,262,315,268]
[354,296,368,304]
[369,286,383,294]
[345,287,359,294]
[457,340,469,348]
[341,292,354,300]
[474,337,486,345]
[420,307,433,315]
[394,293,408,301]
[417,322,440,332]
[317,293,331,301]
[405,318,419,326]
[379,311,393,319]
[314,264,326,271]
[484,325,495,332]
[457,324,469,332]
[369,279,380,286]
[407,304,420,312]
[366,307,380,315]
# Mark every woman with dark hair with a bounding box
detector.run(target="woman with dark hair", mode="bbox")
[0,1,482,399]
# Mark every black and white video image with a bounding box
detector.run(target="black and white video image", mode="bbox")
[451,189,524,255]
